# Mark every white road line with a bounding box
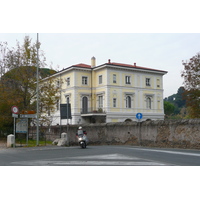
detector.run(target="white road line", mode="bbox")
[54,161,166,166]
[128,147,200,157]
[73,154,137,160]
[11,153,167,166]
[11,160,166,166]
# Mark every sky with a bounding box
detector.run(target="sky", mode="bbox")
[0,33,200,98]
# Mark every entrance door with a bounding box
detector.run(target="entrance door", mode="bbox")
[82,96,88,114]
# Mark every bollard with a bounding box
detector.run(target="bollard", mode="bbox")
[61,132,67,139]
[7,134,15,147]
[57,132,68,146]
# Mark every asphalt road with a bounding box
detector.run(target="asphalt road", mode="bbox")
[1,145,200,166]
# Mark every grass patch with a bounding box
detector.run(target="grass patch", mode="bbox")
[15,139,52,147]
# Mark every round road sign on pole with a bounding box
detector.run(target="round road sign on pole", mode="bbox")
[11,106,19,114]
[136,113,143,120]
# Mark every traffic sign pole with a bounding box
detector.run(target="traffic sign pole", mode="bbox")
[11,106,19,148]
[136,113,143,145]
[13,117,16,148]
[136,113,143,121]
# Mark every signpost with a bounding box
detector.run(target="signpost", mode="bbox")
[11,106,19,147]
[136,113,143,121]
[60,103,72,119]
[60,103,72,146]
[16,118,28,133]
[20,114,36,118]
[136,113,143,145]
[11,106,37,147]
[18,113,36,146]
[11,106,19,114]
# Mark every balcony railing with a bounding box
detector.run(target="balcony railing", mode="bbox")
[81,107,106,115]
[80,107,164,116]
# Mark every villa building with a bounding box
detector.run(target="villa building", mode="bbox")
[41,57,167,125]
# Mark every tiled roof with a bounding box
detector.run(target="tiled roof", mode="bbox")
[58,61,167,74]
[106,62,167,73]
[72,63,91,68]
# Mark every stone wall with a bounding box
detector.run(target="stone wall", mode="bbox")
[29,119,200,149]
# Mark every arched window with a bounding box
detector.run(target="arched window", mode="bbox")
[82,96,88,114]
[146,97,151,109]
[126,96,131,108]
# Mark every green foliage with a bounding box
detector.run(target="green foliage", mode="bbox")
[37,76,61,126]
[164,86,187,119]
[0,36,57,134]
[164,101,175,116]
[181,52,200,118]
[184,89,200,118]
[40,68,56,78]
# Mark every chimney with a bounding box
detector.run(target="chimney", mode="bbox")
[108,59,111,63]
[134,63,136,67]
[91,56,96,68]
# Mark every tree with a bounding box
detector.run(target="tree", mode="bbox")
[164,86,186,117]
[0,42,8,77]
[0,36,45,110]
[181,53,200,118]
[175,87,186,108]
[0,36,58,135]
[38,77,61,126]
[164,101,175,117]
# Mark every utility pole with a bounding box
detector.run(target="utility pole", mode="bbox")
[36,33,39,146]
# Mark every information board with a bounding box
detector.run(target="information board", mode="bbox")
[16,118,28,133]
[60,103,72,119]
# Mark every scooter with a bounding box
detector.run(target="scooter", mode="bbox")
[77,134,88,149]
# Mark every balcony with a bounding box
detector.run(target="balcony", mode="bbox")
[80,107,106,117]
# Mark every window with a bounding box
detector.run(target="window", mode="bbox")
[146,78,151,86]
[125,76,131,84]
[157,79,160,88]
[113,98,117,107]
[66,77,70,86]
[98,96,103,108]
[99,75,102,84]
[126,96,131,108]
[113,74,116,83]
[146,97,151,109]
[82,96,88,114]
[82,76,88,85]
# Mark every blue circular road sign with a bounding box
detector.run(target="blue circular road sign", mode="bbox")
[136,113,143,120]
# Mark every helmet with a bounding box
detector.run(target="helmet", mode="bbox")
[78,126,82,130]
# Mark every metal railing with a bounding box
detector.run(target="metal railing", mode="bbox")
[81,107,106,114]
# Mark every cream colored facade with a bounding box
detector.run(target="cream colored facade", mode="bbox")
[41,57,167,125]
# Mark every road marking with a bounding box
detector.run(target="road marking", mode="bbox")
[11,153,167,166]
[74,153,137,160]
[54,160,165,166]
[128,147,200,157]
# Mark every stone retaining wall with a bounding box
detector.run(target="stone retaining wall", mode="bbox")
[29,119,200,149]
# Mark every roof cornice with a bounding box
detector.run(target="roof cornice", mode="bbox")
[41,61,167,82]
[93,63,167,75]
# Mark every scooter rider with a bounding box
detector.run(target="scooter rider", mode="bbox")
[76,126,87,137]
[76,126,88,148]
